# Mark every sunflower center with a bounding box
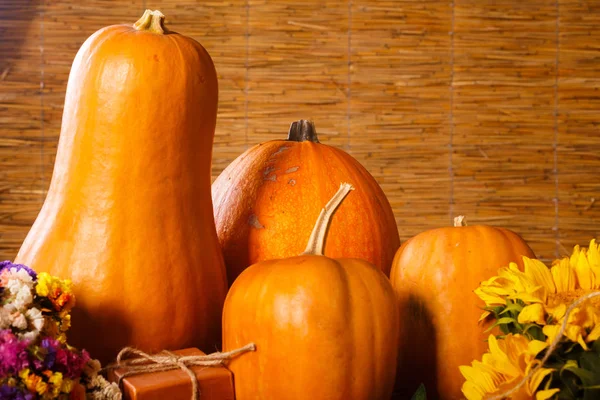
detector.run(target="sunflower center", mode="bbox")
[548,289,600,308]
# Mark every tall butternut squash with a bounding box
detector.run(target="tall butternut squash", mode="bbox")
[15,10,227,363]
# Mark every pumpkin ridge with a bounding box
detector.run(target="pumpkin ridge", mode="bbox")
[326,146,386,265]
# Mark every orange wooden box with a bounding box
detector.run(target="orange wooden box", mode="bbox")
[106,348,234,400]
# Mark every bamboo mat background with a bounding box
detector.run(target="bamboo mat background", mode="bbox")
[1,0,599,262]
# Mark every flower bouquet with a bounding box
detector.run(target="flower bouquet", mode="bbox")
[461,240,600,400]
[0,261,120,400]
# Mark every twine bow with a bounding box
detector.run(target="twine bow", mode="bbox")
[104,343,256,400]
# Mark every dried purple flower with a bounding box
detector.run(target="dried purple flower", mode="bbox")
[0,261,37,282]
[0,330,30,377]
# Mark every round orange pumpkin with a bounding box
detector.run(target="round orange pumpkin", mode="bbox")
[15,10,227,362]
[390,216,535,400]
[223,183,399,400]
[212,119,400,285]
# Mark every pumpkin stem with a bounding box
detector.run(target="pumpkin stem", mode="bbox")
[287,120,320,143]
[454,215,467,227]
[302,183,354,256]
[134,9,168,34]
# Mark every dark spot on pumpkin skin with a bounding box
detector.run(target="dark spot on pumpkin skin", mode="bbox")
[263,166,277,176]
[153,54,159,62]
[272,145,290,156]
[248,214,264,229]
[288,179,296,186]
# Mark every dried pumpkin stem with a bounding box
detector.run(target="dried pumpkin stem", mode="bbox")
[134,9,167,34]
[287,119,320,143]
[302,183,354,256]
[454,215,467,227]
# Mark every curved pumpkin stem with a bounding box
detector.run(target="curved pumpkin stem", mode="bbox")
[134,9,168,34]
[302,183,354,256]
[287,120,320,143]
[454,215,467,227]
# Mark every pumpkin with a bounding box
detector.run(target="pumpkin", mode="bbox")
[15,10,227,363]
[390,216,535,399]
[223,183,399,400]
[212,119,400,285]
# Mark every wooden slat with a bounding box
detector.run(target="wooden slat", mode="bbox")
[351,1,453,240]
[246,0,349,149]
[1,0,600,262]
[452,0,557,260]
[557,0,600,255]
[0,0,45,259]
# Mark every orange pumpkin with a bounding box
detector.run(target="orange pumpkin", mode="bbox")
[223,183,399,400]
[390,216,535,399]
[15,10,227,363]
[212,119,400,285]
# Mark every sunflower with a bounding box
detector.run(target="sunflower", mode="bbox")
[460,334,559,400]
[475,239,600,348]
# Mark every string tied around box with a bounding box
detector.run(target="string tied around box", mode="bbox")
[104,343,256,400]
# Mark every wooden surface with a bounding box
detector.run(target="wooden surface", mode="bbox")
[1,0,599,262]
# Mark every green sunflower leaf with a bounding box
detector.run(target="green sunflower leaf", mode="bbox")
[522,323,545,341]
[485,317,519,332]
[580,352,600,373]
[562,365,594,384]
[592,338,600,353]
[499,302,524,315]
[410,384,426,400]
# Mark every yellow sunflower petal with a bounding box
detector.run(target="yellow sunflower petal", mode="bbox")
[570,245,582,268]
[587,324,600,342]
[547,303,566,320]
[462,381,486,400]
[518,303,546,325]
[504,336,530,371]
[460,365,498,394]
[524,258,556,294]
[578,337,589,351]
[564,325,588,350]
[479,310,492,323]
[507,287,546,304]
[499,263,528,292]
[542,325,560,344]
[479,283,514,297]
[550,258,576,293]
[536,389,561,400]
[573,246,594,290]
[475,287,507,306]
[528,366,554,394]
[527,340,549,357]
[586,240,600,289]
[484,336,513,376]
[588,239,600,263]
